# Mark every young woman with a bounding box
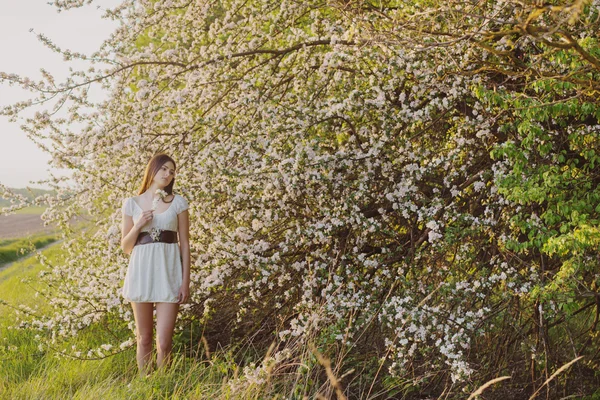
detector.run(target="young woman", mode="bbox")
[120,153,190,376]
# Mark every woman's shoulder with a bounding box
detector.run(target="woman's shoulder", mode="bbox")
[173,193,189,213]
[126,195,143,207]
[122,196,136,216]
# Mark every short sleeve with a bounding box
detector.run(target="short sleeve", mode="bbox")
[176,195,189,214]
[122,198,133,217]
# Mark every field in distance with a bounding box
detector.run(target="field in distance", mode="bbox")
[0,207,57,240]
[0,188,58,240]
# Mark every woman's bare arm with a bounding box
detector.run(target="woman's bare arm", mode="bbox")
[178,210,191,286]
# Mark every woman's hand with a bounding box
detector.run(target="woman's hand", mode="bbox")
[133,210,154,230]
[178,283,190,304]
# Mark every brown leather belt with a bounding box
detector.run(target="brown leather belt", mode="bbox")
[135,229,178,246]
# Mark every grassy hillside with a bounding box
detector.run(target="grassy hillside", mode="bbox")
[0,233,58,265]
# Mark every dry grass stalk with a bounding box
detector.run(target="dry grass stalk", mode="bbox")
[309,344,348,400]
[528,356,583,400]
[467,376,511,400]
[201,335,211,360]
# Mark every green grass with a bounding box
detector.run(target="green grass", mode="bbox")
[0,238,63,317]
[13,206,48,215]
[0,327,237,400]
[0,233,58,266]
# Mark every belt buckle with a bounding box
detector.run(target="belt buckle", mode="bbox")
[149,227,162,242]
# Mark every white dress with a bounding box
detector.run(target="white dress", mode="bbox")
[121,194,189,303]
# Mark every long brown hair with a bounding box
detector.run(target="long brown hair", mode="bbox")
[137,153,176,203]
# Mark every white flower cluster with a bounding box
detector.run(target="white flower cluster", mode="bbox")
[228,348,293,392]
[151,189,168,211]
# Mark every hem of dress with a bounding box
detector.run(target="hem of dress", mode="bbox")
[123,297,180,303]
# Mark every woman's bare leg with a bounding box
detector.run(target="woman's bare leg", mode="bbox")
[155,302,179,370]
[131,302,154,376]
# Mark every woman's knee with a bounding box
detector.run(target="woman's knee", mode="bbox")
[137,331,153,347]
[156,335,172,353]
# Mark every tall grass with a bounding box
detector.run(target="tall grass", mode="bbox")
[0,330,238,400]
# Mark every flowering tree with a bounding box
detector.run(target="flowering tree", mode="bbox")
[2,0,600,396]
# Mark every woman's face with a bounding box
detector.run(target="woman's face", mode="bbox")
[154,161,176,187]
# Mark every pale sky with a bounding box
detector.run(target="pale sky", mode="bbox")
[0,1,120,190]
